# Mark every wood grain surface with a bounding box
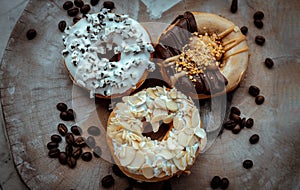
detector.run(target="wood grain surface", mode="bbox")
[0,0,299,189]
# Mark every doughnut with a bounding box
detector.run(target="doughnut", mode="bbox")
[155,12,249,99]
[62,8,155,98]
[106,86,207,182]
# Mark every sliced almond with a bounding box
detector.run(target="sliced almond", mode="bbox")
[169,89,177,99]
[183,127,194,136]
[157,149,175,160]
[153,109,168,117]
[173,157,186,170]
[173,116,184,130]
[191,108,200,128]
[178,133,193,147]
[142,164,154,179]
[119,146,136,166]
[132,140,139,150]
[156,86,164,94]
[194,127,206,139]
[163,114,174,124]
[166,100,178,112]
[127,95,146,106]
[153,98,167,109]
[130,133,142,142]
[167,138,176,150]
[129,151,145,169]
[151,122,160,133]
[115,133,124,144]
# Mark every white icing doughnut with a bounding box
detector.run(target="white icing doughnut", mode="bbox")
[107,86,207,182]
[62,9,155,98]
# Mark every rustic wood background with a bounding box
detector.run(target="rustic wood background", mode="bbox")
[0,0,299,189]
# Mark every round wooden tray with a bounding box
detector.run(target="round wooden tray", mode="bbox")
[0,0,299,189]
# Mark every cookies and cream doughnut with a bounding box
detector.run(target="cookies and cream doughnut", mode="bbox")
[62,8,155,98]
[155,12,249,99]
[107,86,207,182]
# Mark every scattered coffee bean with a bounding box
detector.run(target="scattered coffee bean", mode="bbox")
[255,95,265,105]
[48,148,60,158]
[229,113,241,124]
[101,175,115,188]
[74,137,86,147]
[67,156,77,168]
[245,118,254,128]
[87,126,101,136]
[254,19,263,29]
[86,136,96,148]
[63,1,74,10]
[249,134,260,144]
[57,123,68,136]
[232,125,241,134]
[90,0,100,6]
[58,152,68,165]
[264,58,274,69]
[73,16,81,24]
[72,147,82,159]
[65,144,73,156]
[253,11,264,20]
[67,7,79,17]
[210,176,221,189]
[220,178,229,189]
[47,142,59,150]
[240,26,248,35]
[74,0,84,8]
[80,4,91,14]
[51,134,62,143]
[230,0,238,13]
[65,133,75,145]
[26,29,37,40]
[60,111,69,121]
[162,181,172,190]
[112,164,126,177]
[230,106,241,116]
[243,160,253,169]
[58,20,67,32]
[223,120,237,130]
[93,146,102,158]
[71,125,82,136]
[240,118,246,129]
[56,102,67,112]
[255,35,265,46]
[103,1,115,10]
[66,109,75,120]
[248,85,260,97]
[81,152,93,161]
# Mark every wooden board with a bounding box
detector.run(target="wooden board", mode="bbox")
[0,0,299,189]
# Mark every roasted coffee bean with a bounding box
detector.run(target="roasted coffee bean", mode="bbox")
[63,1,73,10]
[81,152,93,161]
[255,95,265,105]
[248,85,260,97]
[230,106,241,116]
[232,125,241,134]
[255,35,265,46]
[73,16,81,24]
[57,123,68,136]
[87,126,100,136]
[229,113,241,123]
[26,29,37,40]
[240,118,246,129]
[60,111,69,121]
[58,20,67,32]
[71,125,82,136]
[74,137,86,147]
[65,144,73,156]
[48,148,60,158]
[67,109,75,120]
[220,178,229,189]
[65,133,75,145]
[254,19,263,29]
[80,4,91,14]
[249,134,260,144]
[253,11,264,20]
[243,160,253,169]
[67,156,77,168]
[93,146,102,158]
[162,182,172,190]
[230,0,238,13]
[58,152,68,165]
[86,136,96,148]
[210,176,221,189]
[103,1,115,10]
[67,7,79,17]
[51,134,62,143]
[223,120,237,130]
[47,142,59,150]
[240,26,248,35]
[56,102,67,111]
[90,0,100,6]
[72,147,82,159]
[101,175,115,188]
[245,118,254,128]
[264,58,274,69]
[74,0,84,8]
[112,164,126,177]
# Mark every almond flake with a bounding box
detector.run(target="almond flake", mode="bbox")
[163,114,174,124]
[129,151,145,169]
[119,146,136,166]
[192,108,200,128]
[157,149,175,160]
[142,164,154,179]
[173,116,184,130]
[178,133,193,146]
[166,100,178,112]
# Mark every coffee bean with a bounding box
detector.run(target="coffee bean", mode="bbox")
[72,147,82,159]
[230,0,238,13]
[48,148,60,158]
[112,164,126,177]
[71,125,82,136]
[232,125,241,134]
[255,95,265,105]
[57,123,68,136]
[26,29,37,40]
[255,35,265,46]
[103,1,115,10]
[248,85,260,97]
[47,142,59,150]
[93,146,102,158]
[210,176,221,189]
[67,7,79,17]
[65,144,73,156]
[51,134,62,143]
[63,1,73,10]
[74,0,84,8]
[56,102,67,111]
[74,137,86,147]
[60,111,69,121]
[58,152,68,165]
[67,156,77,168]
[240,26,248,35]
[220,178,229,189]
[101,175,115,188]
[86,136,96,148]
[80,4,91,14]
[58,20,67,32]
[254,19,263,29]
[230,106,241,116]
[90,0,100,6]
[81,152,93,161]
[87,126,100,136]
[243,160,253,169]
[253,11,264,20]
[73,16,81,24]
[66,109,75,120]
[223,120,237,130]
[240,118,246,129]
[229,113,241,124]
[65,133,75,145]
[264,58,274,69]
[249,134,260,144]
[162,182,172,190]
[245,118,254,128]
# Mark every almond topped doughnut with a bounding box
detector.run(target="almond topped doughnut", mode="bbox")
[107,86,207,182]
[62,8,155,98]
[155,12,249,99]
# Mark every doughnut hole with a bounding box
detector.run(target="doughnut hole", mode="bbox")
[141,119,172,141]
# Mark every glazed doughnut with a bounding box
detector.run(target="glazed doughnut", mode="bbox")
[155,12,249,99]
[107,86,207,182]
[62,8,155,98]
